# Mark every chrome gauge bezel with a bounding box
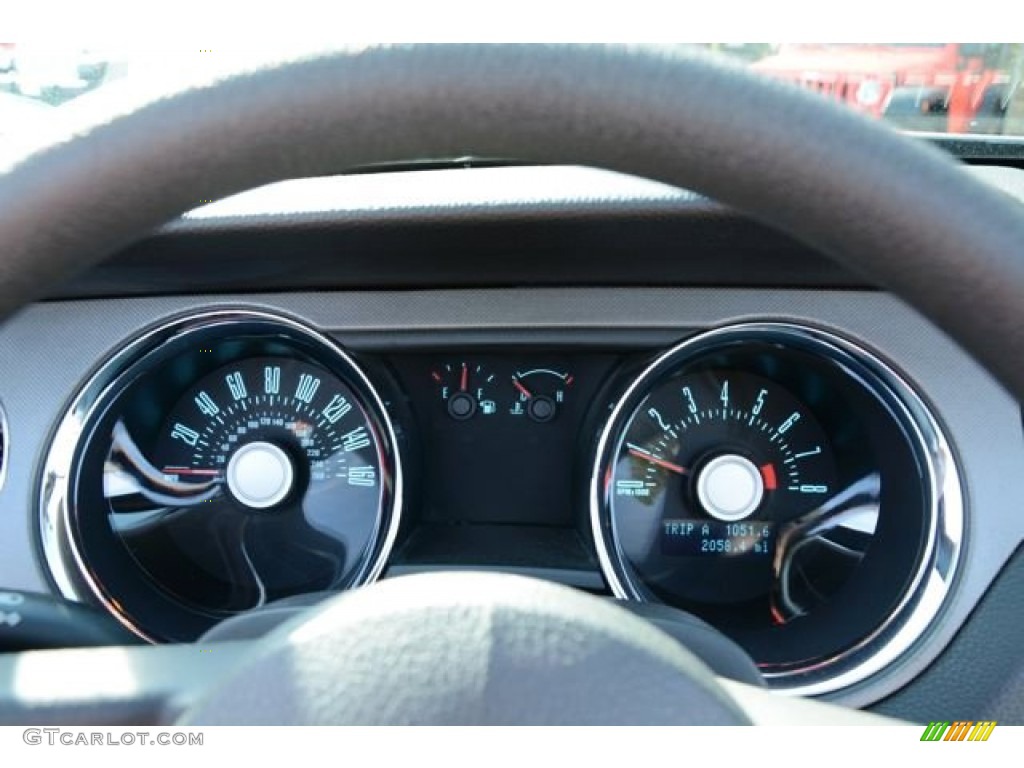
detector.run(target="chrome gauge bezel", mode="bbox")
[0,399,8,493]
[589,322,964,697]
[38,308,404,642]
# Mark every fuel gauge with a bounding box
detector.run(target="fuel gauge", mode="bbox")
[510,368,574,422]
[432,362,497,420]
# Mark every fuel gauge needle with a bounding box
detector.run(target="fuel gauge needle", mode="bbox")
[627,443,688,475]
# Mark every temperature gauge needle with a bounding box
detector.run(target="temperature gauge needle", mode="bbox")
[512,378,533,399]
[627,444,688,475]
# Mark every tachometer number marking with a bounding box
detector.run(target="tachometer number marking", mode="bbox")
[793,446,822,460]
[749,388,768,424]
[720,380,730,409]
[797,484,829,494]
[322,395,353,424]
[225,371,247,401]
[646,407,678,437]
[682,386,700,424]
[777,411,801,435]
[295,373,321,403]
[341,426,371,453]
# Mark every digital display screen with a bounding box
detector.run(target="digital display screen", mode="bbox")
[660,519,775,557]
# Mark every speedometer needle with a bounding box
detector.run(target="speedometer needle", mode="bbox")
[627,444,688,475]
[162,467,222,477]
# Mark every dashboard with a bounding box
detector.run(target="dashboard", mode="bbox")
[2,163,1024,721]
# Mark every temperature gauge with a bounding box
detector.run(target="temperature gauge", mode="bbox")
[510,368,574,422]
[432,362,497,420]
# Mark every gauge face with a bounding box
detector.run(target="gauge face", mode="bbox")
[511,368,573,422]
[613,370,843,608]
[46,311,401,642]
[433,361,498,419]
[105,356,385,618]
[592,324,962,694]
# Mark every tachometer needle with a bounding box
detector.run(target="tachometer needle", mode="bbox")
[627,444,688,475]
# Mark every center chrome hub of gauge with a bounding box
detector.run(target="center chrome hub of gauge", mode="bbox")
[226,441,295,510]
[696,454,764,522]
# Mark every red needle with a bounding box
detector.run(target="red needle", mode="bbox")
[512,378,533,399]
[460,364,468,392]
[162,467,221,477]
[627,446,688,475]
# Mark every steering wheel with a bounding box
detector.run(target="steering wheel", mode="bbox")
[2,45,1023,726]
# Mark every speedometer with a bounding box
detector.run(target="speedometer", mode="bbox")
[591,323,963,695]
[153,357,380,508]
[40,310,402,642]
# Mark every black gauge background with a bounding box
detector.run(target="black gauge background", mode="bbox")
[124,356,379,616]
[596,333,931,679]
[618,368,839,607]
[68,316,399,642]
[388,353,615,528]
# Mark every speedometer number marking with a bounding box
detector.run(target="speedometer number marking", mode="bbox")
[347,466,378,487]
[264,365,281,395]
[171,422,200,446]
[341,426,371,452]
[295,373,321,403]
[225,371,247,400]
[322,395,353,424]
[194,391,220,417]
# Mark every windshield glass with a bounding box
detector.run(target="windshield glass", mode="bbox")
[1,44,1022,139]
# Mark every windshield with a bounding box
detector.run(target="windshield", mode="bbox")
[1,44,1022,139]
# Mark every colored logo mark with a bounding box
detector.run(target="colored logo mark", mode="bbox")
[920,721,997,741]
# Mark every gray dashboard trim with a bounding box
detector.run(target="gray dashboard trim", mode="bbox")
[0,287,1019,709]
[174,166,702,225]
[165,164,1019,227]
[50,166,1024,302]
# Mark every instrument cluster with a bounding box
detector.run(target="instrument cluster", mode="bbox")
[38,309,963,696]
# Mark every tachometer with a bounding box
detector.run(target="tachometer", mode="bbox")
[613,370,840,609]
[591,323,963,695]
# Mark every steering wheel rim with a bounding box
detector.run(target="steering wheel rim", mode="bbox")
[3,46,1024,397]
[2,44,1021,725]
